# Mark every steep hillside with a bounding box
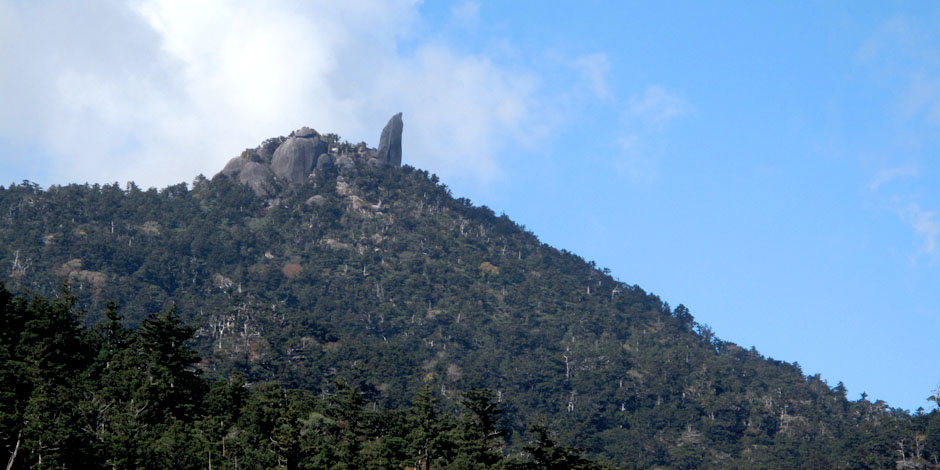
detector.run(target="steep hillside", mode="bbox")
[1,124,937,468]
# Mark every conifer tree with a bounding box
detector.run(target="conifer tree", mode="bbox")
[449,388,505,469]
[407,385,448,470]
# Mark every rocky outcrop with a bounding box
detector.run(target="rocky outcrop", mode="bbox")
[216,113,403,196]
[271,135,327,184]
[292,126,318,138]
[257,138,283,163]
[238,162,274,196]
[316,153,334,171]
[220,156,247,177]
[375,112,403,166]
[334,154,356,171]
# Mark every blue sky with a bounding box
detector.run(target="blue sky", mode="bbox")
[1,1,938,411]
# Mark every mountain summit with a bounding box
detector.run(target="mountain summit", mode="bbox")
[218,113,404,196]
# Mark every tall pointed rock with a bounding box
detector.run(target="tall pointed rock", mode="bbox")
[375,112,403,166]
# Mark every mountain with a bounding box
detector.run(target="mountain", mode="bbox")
[1,116,938,468]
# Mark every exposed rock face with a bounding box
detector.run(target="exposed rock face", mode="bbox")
[375,112,403,166]
[334,154,356,171]
[216,113,403,195]
[316,153,334,171]
[221,156,247,177]
[238,162,274,196]
[257,139,282,163]
[271,136,327,184]
[293,126,318,138]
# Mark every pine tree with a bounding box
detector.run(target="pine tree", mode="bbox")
[507,425,607,470]
[407,385,448,470]
[2,286,96,468]
[448,388,505,469]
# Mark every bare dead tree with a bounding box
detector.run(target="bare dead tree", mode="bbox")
[6,431,20,470]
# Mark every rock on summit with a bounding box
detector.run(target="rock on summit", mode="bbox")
[217,113,404,196]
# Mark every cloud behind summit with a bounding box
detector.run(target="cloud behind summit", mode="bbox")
[0,0,548,189]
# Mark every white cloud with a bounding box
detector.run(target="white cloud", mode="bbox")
[895,73,940,124]
[628,85,693,130]
[858,16,940,130]
[0,0,547,189]
[613,85,692,183]
[856,18,940,266]
[451,1,480,29]
[571,53,612,101]
[899,203,940,262]
[378,43,544,181]
[870,166,919,191]
[613,133,662,184]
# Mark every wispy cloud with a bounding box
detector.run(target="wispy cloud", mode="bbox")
[450,1,480,29]
[870,166,919,191]
[899,202,940,263]
[613,134,662,184]
[613,85,693,183]
[571,52,612,101]
[858,16,940,131]
[628,85,693,130]
[856,17,940,265]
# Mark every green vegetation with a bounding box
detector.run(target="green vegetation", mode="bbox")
[1,159,939,468]
[0,285,606,469]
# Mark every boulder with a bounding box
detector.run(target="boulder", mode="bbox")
[257,137,285,163]
[220,156,247,177]
[256,145,274,163]
[293,126,318,138]
[271,136,327,184]
[316,153,334,170]
[335,154,356,171]
[306,195,327,206]
[238,162,274,196]
[375,112,403,166]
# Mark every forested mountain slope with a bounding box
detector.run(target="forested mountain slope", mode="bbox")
[2,132,938,468]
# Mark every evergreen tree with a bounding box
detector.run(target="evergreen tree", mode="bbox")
[1,286,96,468]
[407,385,449,470]
[508,425,607,470]
[449,388,505,469]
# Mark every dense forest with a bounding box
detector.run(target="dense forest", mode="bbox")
[2,146,940,468]
[0,285,605,469]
